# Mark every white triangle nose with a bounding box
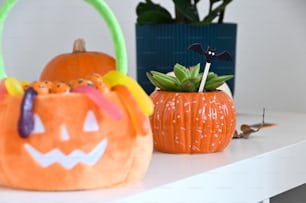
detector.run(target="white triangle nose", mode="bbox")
[61,125,70,141]
[83,110,99,132]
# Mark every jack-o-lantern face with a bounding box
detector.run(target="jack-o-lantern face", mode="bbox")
[23,110,108,170]
[0,91,151,191]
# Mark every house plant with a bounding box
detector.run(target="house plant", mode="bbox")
[147,44,236,153]
[136,0,237,95]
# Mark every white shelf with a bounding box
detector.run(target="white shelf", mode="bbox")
[1,110,306,203]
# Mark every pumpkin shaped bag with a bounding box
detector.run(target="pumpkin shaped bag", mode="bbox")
[0,0,153,191]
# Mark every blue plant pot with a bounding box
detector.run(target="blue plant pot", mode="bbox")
[136,23,237,94]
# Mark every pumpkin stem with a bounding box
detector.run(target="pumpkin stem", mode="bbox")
[73,38,87,53]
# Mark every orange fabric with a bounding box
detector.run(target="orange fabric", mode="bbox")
[0,91,152,191]
[113,85,150,135]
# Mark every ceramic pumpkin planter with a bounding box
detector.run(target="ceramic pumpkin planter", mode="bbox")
[0,0,153,191]
[40,38,116,82]
[147,52,236,153]
[150,90,235,153]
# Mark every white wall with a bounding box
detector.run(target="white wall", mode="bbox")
[1,0,306,113]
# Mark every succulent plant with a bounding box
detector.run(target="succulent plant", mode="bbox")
[146,63,233,92]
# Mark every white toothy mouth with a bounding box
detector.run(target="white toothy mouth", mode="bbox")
[24,138,108,170]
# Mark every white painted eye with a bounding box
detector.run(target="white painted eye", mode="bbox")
[83,110,99,132]
[208,51,212,55]
[32,114,45,134]
[212,52,215,56]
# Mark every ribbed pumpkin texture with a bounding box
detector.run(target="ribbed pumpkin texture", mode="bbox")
[40,39,115,82]
[150,90,236,153]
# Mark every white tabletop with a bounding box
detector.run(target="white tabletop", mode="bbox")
[1,110,306,203]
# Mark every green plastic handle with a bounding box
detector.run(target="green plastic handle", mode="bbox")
[0,0,128,81]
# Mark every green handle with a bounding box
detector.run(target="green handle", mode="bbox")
[0,0,127,81]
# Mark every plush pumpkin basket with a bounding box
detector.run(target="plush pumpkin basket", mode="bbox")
[0,0,154,191]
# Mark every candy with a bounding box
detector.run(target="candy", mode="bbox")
[73,85,122,120]
[113,85,150,135]
[102,71,154,116]
[51,81,70,93]
[18,87,37,138]
[4,76,24,95]
[0,79,8,99]
[85,73,110,93]
[20,80,30,90]
[69,78,94,89]
[29,81,51,94]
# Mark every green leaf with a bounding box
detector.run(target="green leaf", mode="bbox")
[173,0,199,22]
[206,72,218,82]
[210,0,223,4]
[136,0,168,15]
[204,74,234,91]
[150,71,176,82]
[199,0,233,25]
[136,0,152,16]
[180,79,197,92]
[146,72,162,89]
[147,72,179,91]
[174,63,189,82]
[136,0,173,24]
[137,10,173,25]
[204,81,225,91]
[190,63,200,77]
[150,71,180,91]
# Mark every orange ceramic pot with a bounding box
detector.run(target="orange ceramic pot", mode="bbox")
[150,90,236,153]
